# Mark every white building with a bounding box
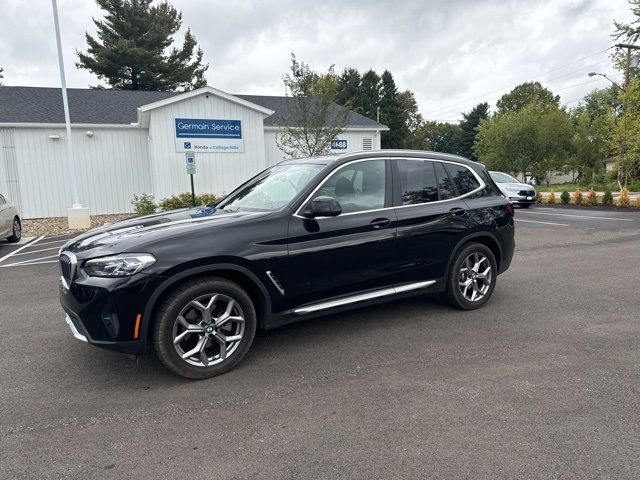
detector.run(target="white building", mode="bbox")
[0,86,387,218]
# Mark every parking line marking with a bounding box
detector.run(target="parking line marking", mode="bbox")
[27,239,71,247]
[38,233,75,240]
[0,254,58,266]
[521,210,634,221]
[0,259,58,268]
[0,236,44,264]
[515,218,569,227]
[13,246,61,256]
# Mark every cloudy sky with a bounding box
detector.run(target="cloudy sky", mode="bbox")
[0,0,634,121]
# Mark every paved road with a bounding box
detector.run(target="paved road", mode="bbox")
[1,214,640,479]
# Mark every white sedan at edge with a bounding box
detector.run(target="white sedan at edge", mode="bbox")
[0,193,22,243]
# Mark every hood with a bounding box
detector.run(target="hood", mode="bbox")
[61,206,269,257]
[499,182,534,191]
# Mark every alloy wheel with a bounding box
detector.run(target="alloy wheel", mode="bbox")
[458,252,492,302]
[172,293,245,367]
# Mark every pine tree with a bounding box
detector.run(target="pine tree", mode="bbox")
[359,70,381,120]
[77,0,208,91]
[379,70,408,148]
[459,102,489,161]
[336,68,361,111]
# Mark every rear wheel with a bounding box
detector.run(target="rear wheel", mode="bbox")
[445,243,497,310]
[7,217,21,243]
[153,277,256,379]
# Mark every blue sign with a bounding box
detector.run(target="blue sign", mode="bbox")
[174,118,244,153]
[331,139,348,150]
[175,118,242,139]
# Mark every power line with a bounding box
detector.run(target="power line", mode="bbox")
[424,48,612,117]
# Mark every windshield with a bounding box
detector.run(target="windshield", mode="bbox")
[219,163,325,212]
[490,171,519,184]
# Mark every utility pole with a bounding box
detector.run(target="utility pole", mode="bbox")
[615,43,640,187]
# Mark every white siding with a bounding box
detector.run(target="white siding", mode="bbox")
[147,95,269,198]
[10,127,149,218]
[264,128,382,166]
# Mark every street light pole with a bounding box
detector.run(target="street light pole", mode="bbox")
[51,0,89,228]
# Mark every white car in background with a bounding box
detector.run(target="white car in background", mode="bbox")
[489,171,537,208]
[0,194,22,242]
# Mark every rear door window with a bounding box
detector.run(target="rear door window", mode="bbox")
[434,162,455,200]
[397,159,438,205]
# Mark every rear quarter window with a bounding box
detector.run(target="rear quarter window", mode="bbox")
[445,164,481,195]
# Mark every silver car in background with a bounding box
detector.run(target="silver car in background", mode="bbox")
[0,193,22,242]
[489,171,537,208]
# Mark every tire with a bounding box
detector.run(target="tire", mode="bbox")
[445,242,497,310]
[7,217,21,243]
[152,277,257,380]
[520,204,531,209]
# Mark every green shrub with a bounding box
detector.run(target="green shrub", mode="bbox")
[560,191,570,205]
[602,190,614,206]
[159,192,198,211]
[159,192,222,211]
[199,193,222,206]
[131,193,156,215]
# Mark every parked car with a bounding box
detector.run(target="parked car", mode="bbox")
[58,151,515,379]
[0,193,21,242]
[489,171,537,207]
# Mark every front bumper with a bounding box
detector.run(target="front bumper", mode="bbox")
[59,270,165,355]
[507,194,536,205]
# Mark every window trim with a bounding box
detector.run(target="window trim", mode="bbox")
[391,158,485,209]
[293,158,391,218]
[293,157,486,219]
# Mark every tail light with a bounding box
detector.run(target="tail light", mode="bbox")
[506,203,514,217]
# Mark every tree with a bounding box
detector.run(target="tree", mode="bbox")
[276,54,349,157]
[397,90,423,133]
[0,67,3,85]
[358,70,382,120]
[77,0,208,91]
[496,82,560,114]
[571,111,615,181]
[335,68,361,110]
[379,71,409,148]
[404,121,462,154]
[613,0,640,80]
[574,86,621,119]
[459,102,489,161]
[475,104,573,184]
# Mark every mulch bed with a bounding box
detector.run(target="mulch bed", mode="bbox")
[537,203,640,211]
[23,213,137,237]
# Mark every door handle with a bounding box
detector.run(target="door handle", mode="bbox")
[370,218,391,229]
[449,207,466,217]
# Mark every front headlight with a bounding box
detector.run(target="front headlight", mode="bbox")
[83,254,156,277]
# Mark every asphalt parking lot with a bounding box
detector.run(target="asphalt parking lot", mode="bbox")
[1,206,640,479]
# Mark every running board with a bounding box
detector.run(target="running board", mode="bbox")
[293,280,436,315]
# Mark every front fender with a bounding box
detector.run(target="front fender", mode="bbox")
[141,262,272,340]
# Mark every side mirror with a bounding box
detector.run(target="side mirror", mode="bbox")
[304,196,342,217]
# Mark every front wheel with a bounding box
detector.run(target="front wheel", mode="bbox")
[153,277,257,379]
[445,243,497,310]
[7,217,21,243]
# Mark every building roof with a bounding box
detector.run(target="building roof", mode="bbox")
[0,86,386,129]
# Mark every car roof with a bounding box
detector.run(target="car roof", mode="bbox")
[280,150,480,168]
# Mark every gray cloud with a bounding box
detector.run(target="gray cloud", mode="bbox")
[0,0,633,120]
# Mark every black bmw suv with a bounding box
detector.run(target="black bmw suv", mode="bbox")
[59,150,514,379]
